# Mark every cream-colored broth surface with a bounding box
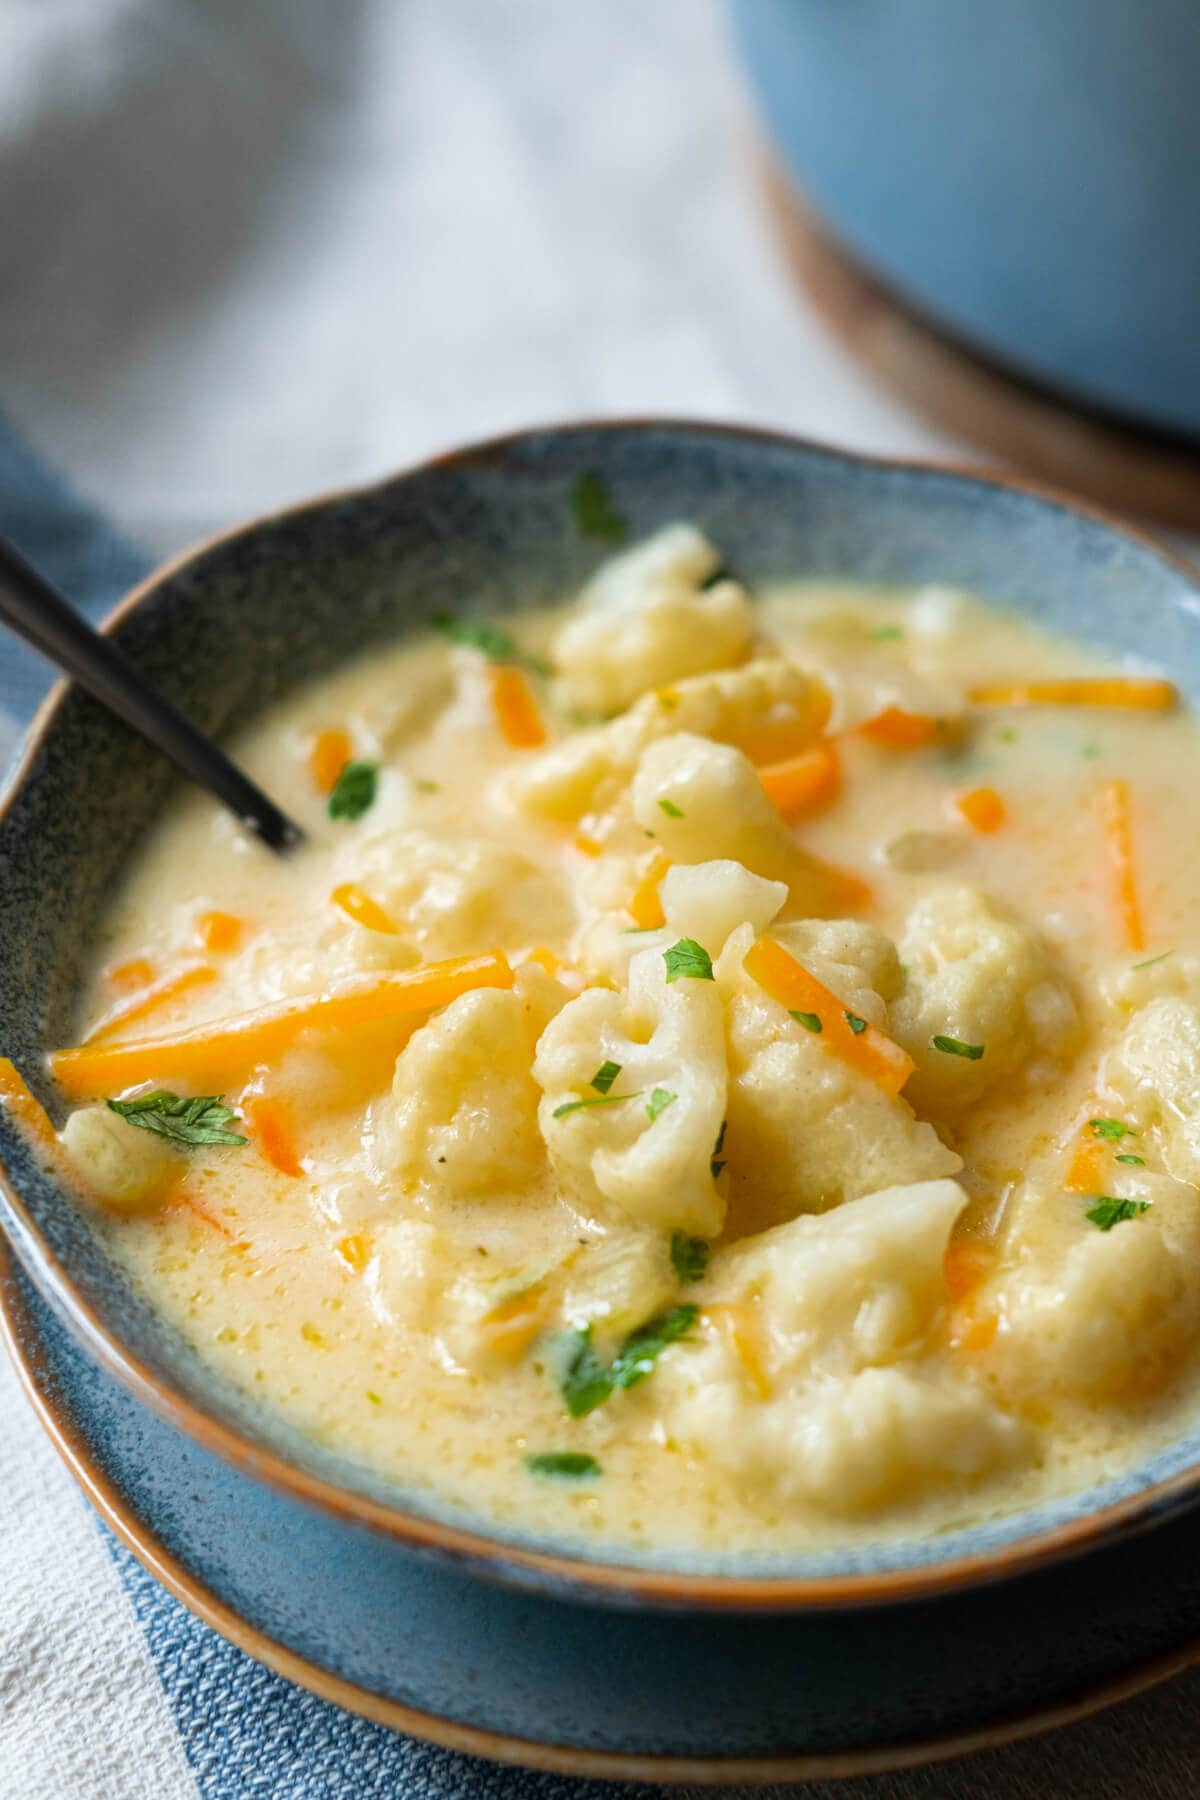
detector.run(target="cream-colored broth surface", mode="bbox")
[49,527,1200,1557]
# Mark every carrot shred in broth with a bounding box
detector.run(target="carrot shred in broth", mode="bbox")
[522,945,563,975]
[489,664,546,749]
[82,963,218,1045]
[330,882,401,935]
[335,1232,372,1273]
[756,742,841,818]
[969,677,1176,711]
[1099,777,1145,952]
[309,728,352,794]
[706,1302,772,1400]
[573,832,604,858]
[743,937,914,1095]
[628,852,670,929]
[50,952,516,1101]
[858,707,939,749]
[943,1240,997,1302]
[1064,1124,1108,1195]
[170,1190,239,1243]
[0,1057,57,1148]
[954,786,1006,834]
[197,911,243,953]
[107,956,156,993]
[243,1093,303,1178]
[479,1284,555,1360]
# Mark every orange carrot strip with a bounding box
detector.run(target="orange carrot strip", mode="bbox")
[573,832,604,858]
[757,742,841,818]
[744,937,914,1095]
[953,786,1006,834]
[330,882,401,935]
[171,1191,237,1242]
[50,952,515,1102]
[706,1303,772,1400]
[859,707,939,749]
[0,1057,57,1148]
[522,945,563,975]
[628,851,670,929]
[949,1309,998,1352]
[969,677,1176,711]
[1065,1127,1108,1195]
[943,1240,997,1302]
[83,963,218,1045]
[335,1232,372,1273]
[1099,778,1145,952]
[309,728,352,795]
[197,911,243,953]
[107,956,156,993]
[808,858,873,913]
[243,1093,303,1178]
[489,664,546,749]
[479,1285,555,1360]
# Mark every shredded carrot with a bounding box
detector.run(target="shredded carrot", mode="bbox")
[50,952,515,1102]
[335,1232,372,1273]
[171,1191,237,1242]
[479,1284,555,1360]
[706,1303,772,1400]
[1065,1127,1108,1195]
[743,937,914,1095]
[197,910,243,953]
[573,832,605,858]
[83,963,218,1045]
[489,664,546,749]
[1099,778,1145,952]
[628,851,670,929]
[107,956,156,993]
[330,882,401,935]
[309,728,352,795]
[808,857,873,913]
[943,1240,997,1302]
[243,1093,303,1178]
[858,707,939,749]
[522,945,563,975]
[757,742,841,819]
[953,786,1006,834]
[970,677,1176,711]
[0,1057,57,1148]
[949,1309,998,1352]
[655,687,679,710]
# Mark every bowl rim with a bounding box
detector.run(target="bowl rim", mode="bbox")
[5,415,1200,1613]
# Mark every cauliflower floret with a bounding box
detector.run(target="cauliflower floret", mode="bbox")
[533,943,726,1236]
[890,887,1080,1116]
[659,1181,1025,1511]
[719,928,959,1228]
[508,658,828,823]
[59,1105,185,1212]
[1101,951,1200,1018]
[554,525,753,715]
[559,1232,677,1341]
[996,1170,1200,1400]
[1105,998,1200,1186]
[373,973,563,1203]
[659,861,788,958]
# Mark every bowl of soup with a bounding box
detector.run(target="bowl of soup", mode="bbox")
[5,422,1200,1776]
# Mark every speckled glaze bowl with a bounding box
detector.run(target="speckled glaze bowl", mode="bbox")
[6,423,1200,1778]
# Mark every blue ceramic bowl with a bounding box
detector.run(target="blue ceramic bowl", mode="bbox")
[733,0,1200,438]
[5,422,1200,1774]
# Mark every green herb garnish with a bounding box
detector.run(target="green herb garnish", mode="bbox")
[525,1451,602,1479]
[646,1087,677,1123]
[590,1060,622,1095]
[663,938,714,983]
[571,470,627,544]
[657,798,685,819]
[870,625,903,642]
[562,1305,699,1418]
[1131,950,1174,971]
[844,1011,867,1036]
[670,1233,710,1284]
[328,760,378,822]
[414,778,439,794]
[1115,1154,1146,1166]
[365,1390,383,1407]
[1090,1118,1136,1142]
[1085,1197,1151,1232]
[432,614,551,676]
[790,1010,822,1034]
[106,1092,247,1148]
[932,1034,985,1060]
[552,1090,644,1118]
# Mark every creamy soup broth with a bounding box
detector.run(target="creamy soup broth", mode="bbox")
[37,524,1200,1556]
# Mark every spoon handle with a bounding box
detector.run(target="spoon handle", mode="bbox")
[0,536,305,854]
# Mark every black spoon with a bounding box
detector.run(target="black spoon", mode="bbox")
[0,534,305,854]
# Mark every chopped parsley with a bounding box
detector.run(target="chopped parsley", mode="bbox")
[1090,1118,1136,1142]
[431,614,551,676]
[646,1086,676,1123]
[657,798,685,819]
[932,1034,985,1060]
[997,727,1017,744]
[328,760,378,821]
[790,1010,822,1034]
[552,1090,644,1119]
[414,778,439,794]
[670,1233,710,1283]
[1116,1154,1146,1166]
[106,1091,247,1147]
[1131,950,1173,971]
[571,470,627,544]
[1085,1197,1151,1232]
[663,938,714,983]
[710,1118,727,1178]
[561,1305,699,1417]
[525,1451,602,1479]
[844,1011,867,1036]
[870,625,903,642]
[365,1390,383,1407]
[590,1060,622,1095]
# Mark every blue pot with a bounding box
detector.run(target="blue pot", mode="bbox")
[5,423,1200,1774]
[732,0,1200,437]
